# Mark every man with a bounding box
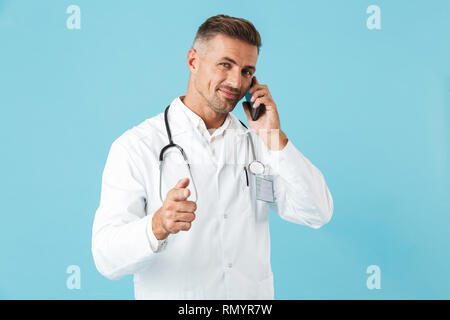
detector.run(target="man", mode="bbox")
[92,14,333,299]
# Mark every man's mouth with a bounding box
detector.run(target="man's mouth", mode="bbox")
[218,88,239,99]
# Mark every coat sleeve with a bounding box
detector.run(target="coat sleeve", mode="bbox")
[91,140,157,280]
[262,137,334,229]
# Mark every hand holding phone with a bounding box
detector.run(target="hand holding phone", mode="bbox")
[245,77,266,121]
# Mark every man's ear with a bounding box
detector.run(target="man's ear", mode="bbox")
[187,48,199,73]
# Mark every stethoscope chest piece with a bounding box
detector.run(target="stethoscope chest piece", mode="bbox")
[248,160,265,175]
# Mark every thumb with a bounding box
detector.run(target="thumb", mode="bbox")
[175,177,190,189]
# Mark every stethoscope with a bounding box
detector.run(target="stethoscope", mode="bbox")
[159,104,266,203]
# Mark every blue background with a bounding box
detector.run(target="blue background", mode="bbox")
[1,0,449,299]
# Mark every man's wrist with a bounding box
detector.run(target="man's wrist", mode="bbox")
[146,214,168,253]
[258,129,288,151]
[152,212,169,240]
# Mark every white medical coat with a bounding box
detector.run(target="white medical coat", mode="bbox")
[92,96,334,299]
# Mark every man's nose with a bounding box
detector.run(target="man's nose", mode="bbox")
[225,70,242,91]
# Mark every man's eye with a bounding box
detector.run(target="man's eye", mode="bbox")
[243,70,252,76]
[220,62,230,67]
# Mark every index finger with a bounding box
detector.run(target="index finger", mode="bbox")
[250,76,261,93]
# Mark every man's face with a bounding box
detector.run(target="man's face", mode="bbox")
[192,34,258,114]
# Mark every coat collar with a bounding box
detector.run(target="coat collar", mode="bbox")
[166,96,250,138]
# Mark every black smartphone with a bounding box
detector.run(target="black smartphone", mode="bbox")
[245,77,265,121]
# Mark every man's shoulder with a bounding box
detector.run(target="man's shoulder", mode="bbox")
[113,112,165,151]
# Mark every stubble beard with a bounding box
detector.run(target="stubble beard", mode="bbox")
[204,89,240,115]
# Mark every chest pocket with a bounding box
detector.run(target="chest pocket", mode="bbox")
[239,169,270,222]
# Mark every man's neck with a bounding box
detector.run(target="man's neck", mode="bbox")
[181,94,227,130]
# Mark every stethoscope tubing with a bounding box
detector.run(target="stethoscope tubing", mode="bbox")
[159,104,264,203]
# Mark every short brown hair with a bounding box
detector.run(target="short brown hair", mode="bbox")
[192,14,262,55]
